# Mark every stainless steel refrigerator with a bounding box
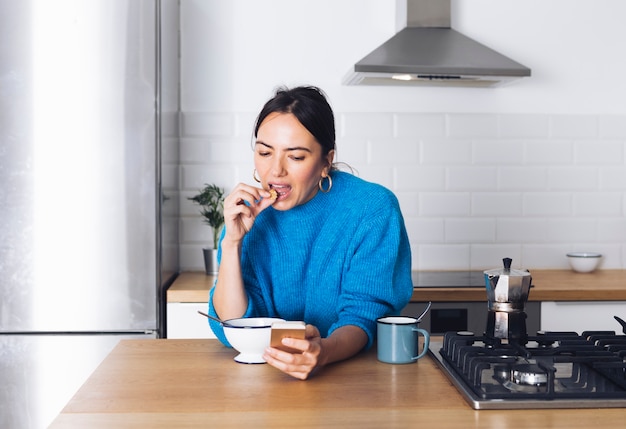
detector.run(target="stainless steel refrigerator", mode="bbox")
[0,1,179,427]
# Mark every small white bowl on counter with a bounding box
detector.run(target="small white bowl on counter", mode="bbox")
[223,317,285,364]
[566,252,602,273]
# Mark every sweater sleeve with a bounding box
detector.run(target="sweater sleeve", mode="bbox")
[327,189,413,349]
[206,227,257,347]
[207,285,255,347]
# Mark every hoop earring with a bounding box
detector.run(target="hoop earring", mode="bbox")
[318,175,332,193]
[253,169,261,183]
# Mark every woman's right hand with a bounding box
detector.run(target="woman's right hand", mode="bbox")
[222,183,275,241]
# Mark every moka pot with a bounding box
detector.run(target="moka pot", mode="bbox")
[484,258,532,312]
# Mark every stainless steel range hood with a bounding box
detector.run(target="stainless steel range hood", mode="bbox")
[344,0,531,87]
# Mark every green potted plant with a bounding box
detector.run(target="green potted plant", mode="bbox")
[188,184,225,275]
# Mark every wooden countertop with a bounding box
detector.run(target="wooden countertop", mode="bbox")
[50,339,626,428]
[167,270,626,303]
[166,272,215,303]
[415,269,626,302]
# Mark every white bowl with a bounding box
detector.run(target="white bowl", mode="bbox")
[566,252,602,273]
[223,317,285,364]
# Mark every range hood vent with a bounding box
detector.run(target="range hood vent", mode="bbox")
[344,0,531,87]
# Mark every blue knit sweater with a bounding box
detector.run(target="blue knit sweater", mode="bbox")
[208,171,413,349]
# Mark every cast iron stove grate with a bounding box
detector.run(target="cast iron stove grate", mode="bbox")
[430,331,626,409]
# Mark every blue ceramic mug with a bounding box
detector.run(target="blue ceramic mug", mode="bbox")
[377,316,430,364]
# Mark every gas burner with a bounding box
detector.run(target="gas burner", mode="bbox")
[492,362,548,386]
[512,364,548,386]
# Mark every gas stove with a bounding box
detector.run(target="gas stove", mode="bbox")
[430,330,626,409]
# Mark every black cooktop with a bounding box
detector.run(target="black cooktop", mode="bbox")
[412,271,485,288]
[430,330,626,409]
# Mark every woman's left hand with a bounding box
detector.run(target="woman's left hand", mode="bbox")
[263,324,323,380]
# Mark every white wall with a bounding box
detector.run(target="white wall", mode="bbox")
[177,0,626,271]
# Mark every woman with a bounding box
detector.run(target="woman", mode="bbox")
[208,85,413,379]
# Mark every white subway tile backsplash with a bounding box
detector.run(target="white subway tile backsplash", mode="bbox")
[232,162,256,186]
[394,191,420,217]
[395,165,445,191]
[179,138,208,163]
[574,140,624,165]
[368,138,419,165]
[235,112,257,138]
[182,112,234,137]
[180,244,206,272]
[419,192,470,216]
[550,115,598,139]
[522,245,571,269]
[182,164,236,190]
[600,167,626,190]
[523,193,572,216]
[416,244,470,270]
[597,218,626,243]
[499,115,549,138]
[471,245,522,270]
[473,140,525,165]
[335,137,368,166]
[547,167,598,190]
[404,218,445,243]
[524,140,573,165]
[445,218,496,243]
[179,193,201,217]
[472,193,523,216]
[421,139,472,164]
[545,218,597,243]
[180,138,234,164]
[446,167,497,190]
[340,113,394,138]
[498,167,548,190]
[352,165,394,190]
[178,111,626,270]
[497,219,548,243]
[394,113,446,138]
[447,114,499,138]
[599,116,626,138]
[573,192,623,216]
[180,217,212,244]
[585,244,623,269]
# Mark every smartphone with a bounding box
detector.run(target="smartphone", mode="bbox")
[270,321,306,353]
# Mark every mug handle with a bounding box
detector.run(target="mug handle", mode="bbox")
[411,328,431,360]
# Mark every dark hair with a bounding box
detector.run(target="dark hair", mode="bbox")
[254,86,336,163]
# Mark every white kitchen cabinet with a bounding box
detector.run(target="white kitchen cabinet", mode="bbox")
[541,301,626,334]
[166,273,216,339]
[166,302,216,339]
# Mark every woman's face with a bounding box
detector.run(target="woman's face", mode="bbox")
[254,112,334,211]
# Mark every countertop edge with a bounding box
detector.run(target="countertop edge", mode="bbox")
[167,270,626,303]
